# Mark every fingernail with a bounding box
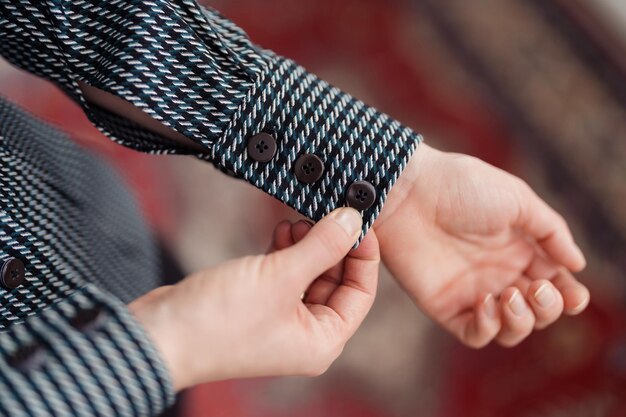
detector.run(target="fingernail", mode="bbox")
[329,207,362,238]
[508,290,528,316]
[534,284,556,308]
[483,294,497,319]
[561,286,590,315]
[570,294,590,314]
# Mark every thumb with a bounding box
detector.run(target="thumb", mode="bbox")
[272,207,362,293]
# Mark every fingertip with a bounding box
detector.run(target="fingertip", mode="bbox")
[569,244,587,272]
[496,287,535,347]
[527,280,564,329]
[279,208,363,288]
[349,230,380,262]
[473,294,501,348]
[274,220,292,234]
[270,220,293,252]
[456,294,501,349]
[292,220,313,243]
[482,293,499,321]
[562,284,590,315]
[327,207,363,240]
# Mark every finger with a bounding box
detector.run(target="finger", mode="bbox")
[449,293,501,349]
[526,280,564,329]
[271,208,362,293]
[291,219,312,242]
[291,220,345,283]
[525,251,560,281]
[304,277,340,305]
[290,220,346,305]
[495,287,536,347]
[513,275,532,297]
[525,251,589,316]
[267,220,293,253]
[517,188,586,272]
[551,268,590,315]
[322,231,380,338]
[306,230,379,307]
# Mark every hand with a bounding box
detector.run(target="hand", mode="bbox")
[129,208,379,391]
[375,144,590,348]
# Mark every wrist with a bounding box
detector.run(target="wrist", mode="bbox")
[129,288,195,392]
[375,142,435,230]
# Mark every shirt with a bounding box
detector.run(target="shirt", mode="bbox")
[0,1,422,415]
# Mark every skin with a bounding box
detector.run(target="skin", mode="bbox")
[130,208,380,391]
[85,84,590,385]
[374,144,589,348]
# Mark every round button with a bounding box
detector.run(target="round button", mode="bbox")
[1,257,25,289]
[247,133,277,163]
[294,154,325,184]
[346,181,377,211]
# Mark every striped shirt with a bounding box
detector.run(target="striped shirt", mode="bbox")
[0,1,421,415]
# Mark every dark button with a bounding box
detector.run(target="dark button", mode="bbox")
[69,306,106,333]
[1,257,25,290]
[294,154,325,184]
[7,343,46,372]
[247,133,277,163]
[346,181,377,210]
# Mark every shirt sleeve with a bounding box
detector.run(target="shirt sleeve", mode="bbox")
[0,0,423,239]
[0,284,175,417]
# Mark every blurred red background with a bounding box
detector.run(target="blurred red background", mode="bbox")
[1,0,625,416]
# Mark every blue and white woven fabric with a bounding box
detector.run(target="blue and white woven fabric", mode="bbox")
[0,0,422,416]
[0,99,173,416]
[0,0,422,238]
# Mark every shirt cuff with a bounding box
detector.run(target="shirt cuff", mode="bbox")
[0,284,175,417]
[210,57,423,240]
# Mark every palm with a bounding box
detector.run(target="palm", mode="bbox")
[375,145,589,347]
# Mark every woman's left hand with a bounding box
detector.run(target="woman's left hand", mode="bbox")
[375,144,590,348]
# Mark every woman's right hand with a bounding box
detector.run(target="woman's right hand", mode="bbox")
[129,208,380,391]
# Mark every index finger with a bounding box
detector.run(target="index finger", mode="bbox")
[318,231,380,339]
[517,188,586,272]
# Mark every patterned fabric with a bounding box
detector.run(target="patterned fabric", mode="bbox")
[0,98,160,325]
[0,98,174,416]
[212,59,419,235]
[0,284,173,417]
[0,0,422,415]
[0,0,422,239]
